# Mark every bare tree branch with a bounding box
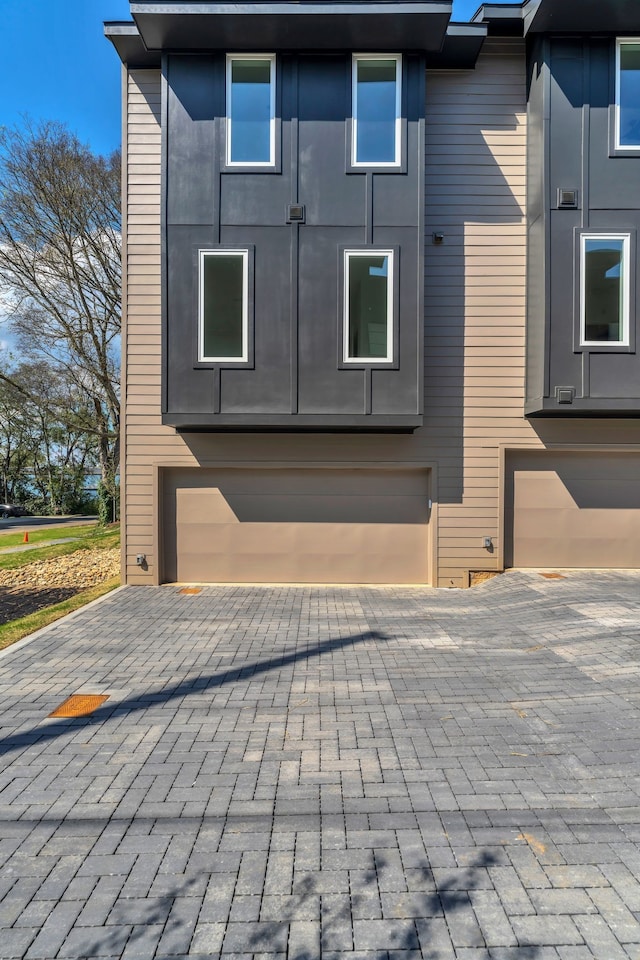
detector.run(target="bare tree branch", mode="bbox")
[0,120,121,498]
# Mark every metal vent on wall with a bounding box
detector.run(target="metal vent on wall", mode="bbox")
[557,189,578,209]
[554,386,575,404]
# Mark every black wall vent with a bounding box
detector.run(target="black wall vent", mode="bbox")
[557,188,578,209]
[554,386,575,404]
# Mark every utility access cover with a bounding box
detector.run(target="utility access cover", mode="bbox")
[48,694,109,718]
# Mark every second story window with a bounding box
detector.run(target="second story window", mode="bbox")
[352,54,401,167]
[199,250,249,362]
[581,235,630,347]
[226,55,275,166]
[344,250,394,362]
[616,39,640,149]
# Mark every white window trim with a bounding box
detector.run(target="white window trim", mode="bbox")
[615,38,640,150]
[198,249,249,362]
[226,54,276,167]
[351,54,402,168]
[343,249,394,363]
[580,233,630,347]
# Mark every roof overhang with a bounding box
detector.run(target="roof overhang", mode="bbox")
[124,0,452,53]
[426,23,488,68]
[471,3,524,36]
[524,0,640,34]
[105,22,162,66]
[473,1,640,36]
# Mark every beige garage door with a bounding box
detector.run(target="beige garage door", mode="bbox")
[506,451,640,568]
[162,467,430,584]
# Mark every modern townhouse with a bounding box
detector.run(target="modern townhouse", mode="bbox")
[106,0,640,588]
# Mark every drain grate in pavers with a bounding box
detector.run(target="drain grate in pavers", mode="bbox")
[179,587,202,594]
[540,572,566,579]
[48,694,109,718]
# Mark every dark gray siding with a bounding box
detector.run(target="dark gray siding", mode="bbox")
[163,52,424,429]
[526,37,640,415]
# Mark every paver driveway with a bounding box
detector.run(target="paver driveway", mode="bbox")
[1,570,640,959]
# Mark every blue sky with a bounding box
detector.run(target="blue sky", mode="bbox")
[0,0,480,156]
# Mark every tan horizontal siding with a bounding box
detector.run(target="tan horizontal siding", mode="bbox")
[423,38,538,586]
[124,68,174,584]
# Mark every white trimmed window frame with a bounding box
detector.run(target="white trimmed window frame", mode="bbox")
[226,54,276,167]
[351,54,402,168]
[198,249,249,363]
[580,233,630,347]
[343,249,394,363]
[615,38,640,151]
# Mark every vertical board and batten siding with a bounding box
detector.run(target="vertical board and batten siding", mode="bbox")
[424,39,536,585]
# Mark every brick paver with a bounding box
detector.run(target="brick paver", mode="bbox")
[0,570,639,958]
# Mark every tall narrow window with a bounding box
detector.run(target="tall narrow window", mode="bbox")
[352,55,401,166]
[581,235,629,346]
[226,55,275,166]
[199,250,248,362]
[616,40,640,149]
[344,251,394,362]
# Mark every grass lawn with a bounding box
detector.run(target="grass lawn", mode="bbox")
[0,525,119,572]
[0,523,121,650]
[0,522,99,549]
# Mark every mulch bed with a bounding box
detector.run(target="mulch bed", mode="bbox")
[0,586,81,626]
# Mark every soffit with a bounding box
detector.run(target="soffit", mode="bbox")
[105,22,161,66]
[471,3,524,37]
[525,0,640,33]
[129,1,452,52]
[426,23,488,68]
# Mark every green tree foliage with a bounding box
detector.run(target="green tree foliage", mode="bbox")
[0,362,98,515]
[0,121,120,507]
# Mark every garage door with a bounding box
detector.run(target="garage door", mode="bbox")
[162,467,430,584]
[506,451,640,568]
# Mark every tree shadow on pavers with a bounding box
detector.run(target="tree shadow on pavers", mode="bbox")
[248,849,545,959]
[0,629,388,757]
[64,874,201,959]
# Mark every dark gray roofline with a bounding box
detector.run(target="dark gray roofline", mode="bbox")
[106,16,487,69]
[525,0,640,34]
[109,0,640,71]
[128,1,453,53]
[108,2,494,67]
[104,22,161,67]
[129,0,450,11]
[427,22,488,68]
[471,2,525,36]
[473,0,640,35]
[471,0,640,36]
